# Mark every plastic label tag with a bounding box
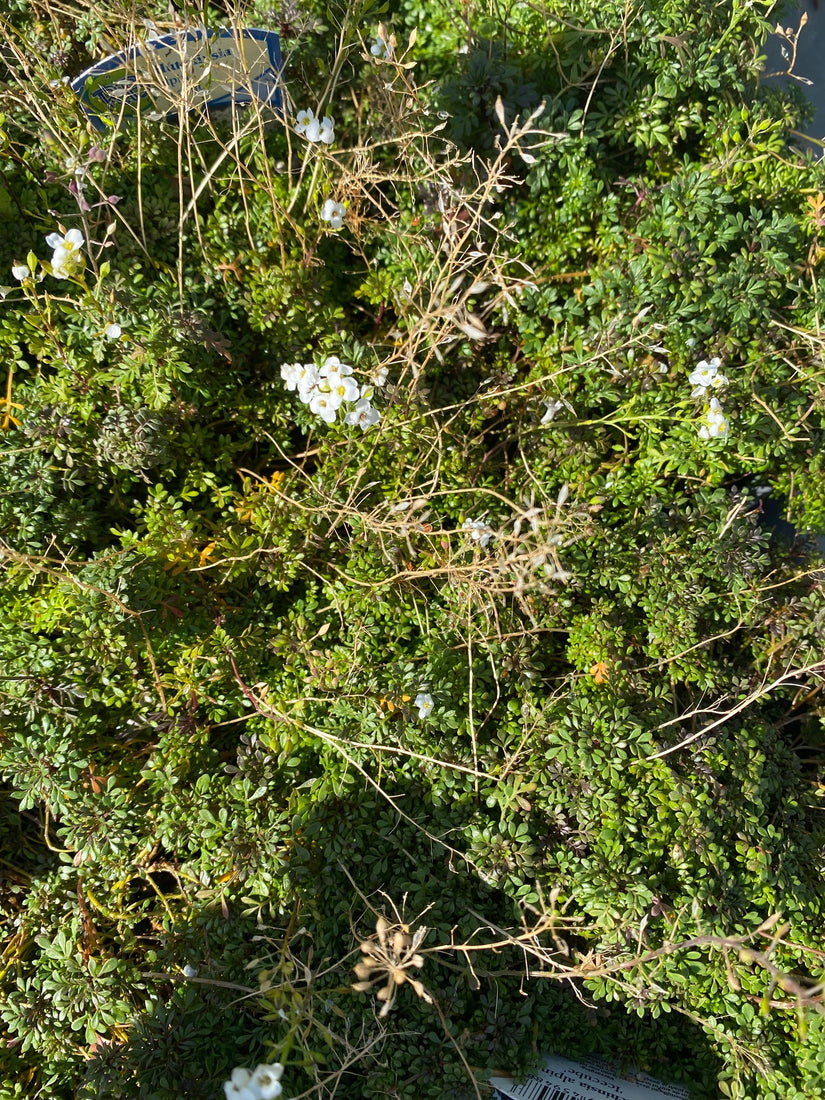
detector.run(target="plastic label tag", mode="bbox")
[490,1056,691,1100]
[71,26,283,130]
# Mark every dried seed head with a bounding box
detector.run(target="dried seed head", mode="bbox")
[351,916,431,1016]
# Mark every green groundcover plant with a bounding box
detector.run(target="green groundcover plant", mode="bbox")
[1,0,825,1096]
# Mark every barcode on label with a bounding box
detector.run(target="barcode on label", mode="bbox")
[518,1085,575,1100]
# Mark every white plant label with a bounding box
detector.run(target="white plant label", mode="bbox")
[491,1056,690,1100]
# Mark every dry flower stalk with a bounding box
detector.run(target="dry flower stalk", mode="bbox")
[352,915,432,1017]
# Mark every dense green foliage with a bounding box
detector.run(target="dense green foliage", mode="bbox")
[1,0,825,1097]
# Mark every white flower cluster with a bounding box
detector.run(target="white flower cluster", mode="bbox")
[462,517,494,549]
[224,1063,284,1100]
[698,397,728,440]
[46,228,85,279]
[295,108,334,144]
[688,356,728,398]
[281,356,381,430]
[688,357,729,440]
[12,228,86,284]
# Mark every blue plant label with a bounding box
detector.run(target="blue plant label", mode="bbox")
[71,27,283,130]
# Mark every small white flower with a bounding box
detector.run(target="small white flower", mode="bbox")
[46,228,84,254]
[320,198,346,229]
[296,365,321,402]
[344,398,380,431]
[319,355,350,378]
[11,263,30,281]
[251,1064,284,1100]
[414,692,434,719]
[224,1067,258,1100]
[281,362,304,391]
[325,369,361,403]
[46,228,85,279]
[104,322,122,340]
[462,518,494,549]
[294,107,314,135]
[50,254,73,279]
[688,357,727,397]
[224,1086,256,1100]
[309,390,341,422]
[698,397,728,440]
[299,110,334,144]
[372,366,389,387]
[540,399,563,425]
